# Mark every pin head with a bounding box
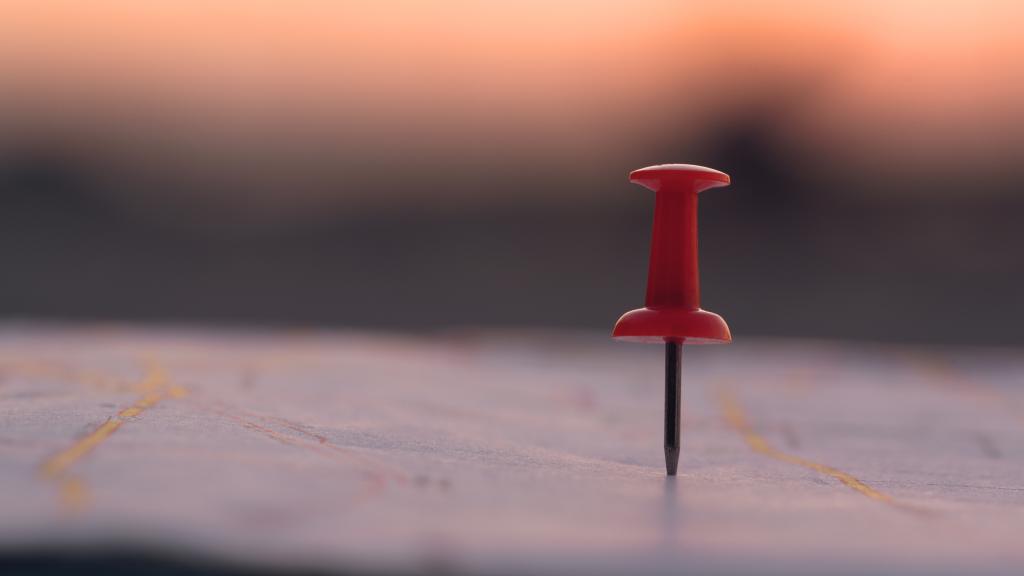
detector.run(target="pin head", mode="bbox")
[613,163,732,344]
[629,164,730,194]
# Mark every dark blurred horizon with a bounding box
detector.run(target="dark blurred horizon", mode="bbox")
[2,1,1022,345]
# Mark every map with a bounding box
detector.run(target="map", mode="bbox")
[1,325,1022,574]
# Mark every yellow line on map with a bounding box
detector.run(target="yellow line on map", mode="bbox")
[718,386,923,512]
[39,363,188,511]
[58,475,90,512]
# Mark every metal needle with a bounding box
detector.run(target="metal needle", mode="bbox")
[664,341,682,475]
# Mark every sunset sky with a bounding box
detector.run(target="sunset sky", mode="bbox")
[1,1,1020,216]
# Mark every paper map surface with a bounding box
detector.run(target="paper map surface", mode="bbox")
[1,325,1022,574]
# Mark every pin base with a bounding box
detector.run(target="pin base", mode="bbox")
[612,307,731,344]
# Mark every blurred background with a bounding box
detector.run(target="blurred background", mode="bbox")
[1,0,1021,345]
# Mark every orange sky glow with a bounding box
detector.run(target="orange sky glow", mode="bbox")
[0,1,1020,209]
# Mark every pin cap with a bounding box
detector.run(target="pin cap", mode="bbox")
[613,164,732,344]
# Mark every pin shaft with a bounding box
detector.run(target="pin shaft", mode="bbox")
[665,341,682,475]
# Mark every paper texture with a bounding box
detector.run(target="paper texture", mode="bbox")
[1,326,1022,574]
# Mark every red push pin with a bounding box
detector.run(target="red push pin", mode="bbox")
[613,164,732,476]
